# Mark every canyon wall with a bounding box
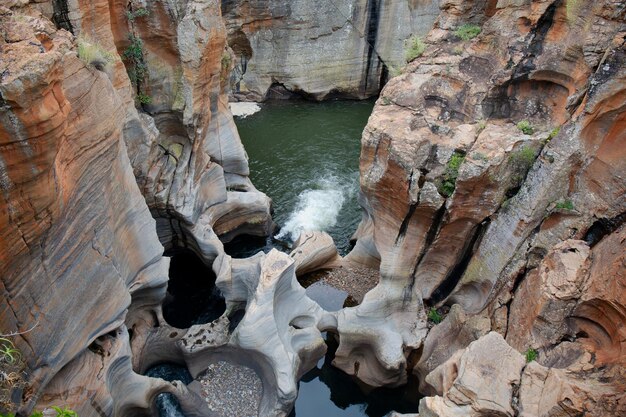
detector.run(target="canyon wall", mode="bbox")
[0,0,273,415]
[222,0,441,100]
[1,0,625,416]
[344,0,626,414]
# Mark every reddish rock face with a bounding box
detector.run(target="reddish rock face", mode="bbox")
[0,1,273,415]
[341,0,626,405]
[0,8,169,414]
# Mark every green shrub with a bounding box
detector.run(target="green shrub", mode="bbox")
[126,7,149,21]
[136,92,152,105]
[427,308,443,324]
[455,24,481,41]
[405,36,426,62]
[509,145,537,186]
[512,146,536,168]
[517,120,534,135]
[545,126,560,143]
[123,35,146,83]
[555,200,574,211]
[51,406,78,417]
[525,348,538,363]
[438,151,465,197]
[77,38,115,71]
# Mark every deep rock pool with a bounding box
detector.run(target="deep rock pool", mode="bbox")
[152,100,420,417]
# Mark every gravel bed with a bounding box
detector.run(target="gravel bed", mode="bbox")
[300,264,380,305]
[198,361,262,417]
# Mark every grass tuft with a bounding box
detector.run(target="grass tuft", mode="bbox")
[517,120,534,135]
[438,151,465,197]
[427,308,443,324]
[78,38,115,71]
[455,24,481,41]
[405,36,426,62]
[525,347,538,363]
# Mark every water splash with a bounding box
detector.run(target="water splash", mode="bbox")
[275,175,357,243]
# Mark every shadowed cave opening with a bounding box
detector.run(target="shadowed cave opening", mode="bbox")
[162,249,226,329]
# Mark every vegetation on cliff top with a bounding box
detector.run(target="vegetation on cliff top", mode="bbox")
[455,24,481,41]
[405,36,426,62]
[438,151,465,197]
[77,38,114,72]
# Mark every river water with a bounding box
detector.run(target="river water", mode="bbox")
[235,99,375,255]
[152,100,420,416]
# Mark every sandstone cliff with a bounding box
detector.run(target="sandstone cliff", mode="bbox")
[344,0,626,415]
[1,0,272,415]
[1,0,625,416]
[222,0,441,100]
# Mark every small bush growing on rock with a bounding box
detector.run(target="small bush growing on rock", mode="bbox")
[555,200,575,211]
[525,348,538,363]
[0,337,27,413]
[427,308,443,324]
[78,38,114,71]
[511,146,536,169]
[509,145,537,185]
[123,34,148,86]
[51,406,78,417]
[455,24,481,41]
[126,7,149,21]
[545,126,560,143]
[517,120,534,135]
[136,92,152,105]
[405,36,426,62]
[438,151,465,197]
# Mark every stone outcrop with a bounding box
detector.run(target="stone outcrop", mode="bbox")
[0,0,274,415]
[420,332,525,417]
[222,0,441,100]
[345,0,625,389]
[0,6,173,414]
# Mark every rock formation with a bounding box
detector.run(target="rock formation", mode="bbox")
[344,0,626,415]
[1,0,625,416]
[0,0,273,415]
[222,0,441,100]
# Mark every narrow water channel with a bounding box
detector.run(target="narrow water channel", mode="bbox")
[152,100,420,417]
[234,99,375,255]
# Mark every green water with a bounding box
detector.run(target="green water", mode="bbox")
[235,100,375,254]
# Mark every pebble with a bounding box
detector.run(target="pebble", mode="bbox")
[198,361,262,417]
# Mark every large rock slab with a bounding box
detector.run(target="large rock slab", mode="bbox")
[223,0,441,100]
[420,332,525,417]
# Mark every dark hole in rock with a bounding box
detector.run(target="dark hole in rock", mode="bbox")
[228,309,246,333]
[146,364,193,417]
[223,234,284,258]
[162,249,226,329]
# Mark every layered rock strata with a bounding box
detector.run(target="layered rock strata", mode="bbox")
[0,0,273,415]
[340,0,626,413]
[222,0,441,100]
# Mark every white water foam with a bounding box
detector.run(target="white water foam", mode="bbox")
[275,175,357,243]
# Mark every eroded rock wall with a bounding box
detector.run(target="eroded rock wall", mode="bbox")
[1,0,273,415]
[343,0,626,412]
[222,0,441,100]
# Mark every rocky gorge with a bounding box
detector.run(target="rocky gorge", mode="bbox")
[1,1,625,417]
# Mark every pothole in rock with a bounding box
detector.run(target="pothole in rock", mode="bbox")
[162,248,226,329]
[197,361,262,417]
